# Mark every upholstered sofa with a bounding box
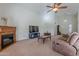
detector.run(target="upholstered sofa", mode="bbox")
[52,32,79,56]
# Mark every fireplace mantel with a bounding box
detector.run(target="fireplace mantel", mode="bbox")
[0,26,16,50]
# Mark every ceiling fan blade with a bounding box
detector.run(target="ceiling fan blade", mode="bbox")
[47,9,52,13]
[59,6,67,9]
[54,3,56,8]
[57,3,62,6]
[46,6,53,8]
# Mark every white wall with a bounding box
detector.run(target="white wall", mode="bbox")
[72,13,78,32]
[78,10,79,33]
[55,13,78,34]
[40,12,56,35]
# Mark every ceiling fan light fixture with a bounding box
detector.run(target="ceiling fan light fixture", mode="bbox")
[53,8,58,12]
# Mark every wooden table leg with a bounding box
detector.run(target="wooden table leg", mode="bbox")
[50,36,51,40]
[43,38,45,44]
[38,38,39,42]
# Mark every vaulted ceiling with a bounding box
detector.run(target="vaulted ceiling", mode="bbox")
[0,3,79,15]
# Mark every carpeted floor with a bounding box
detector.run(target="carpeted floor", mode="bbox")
[0,36,62,56]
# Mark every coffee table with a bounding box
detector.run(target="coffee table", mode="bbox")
[38,35,51,44]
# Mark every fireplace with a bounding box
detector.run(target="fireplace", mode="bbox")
[1,33,14,49]
[0,26,16,50]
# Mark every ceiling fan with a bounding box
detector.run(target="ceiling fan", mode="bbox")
[46,3,67,13]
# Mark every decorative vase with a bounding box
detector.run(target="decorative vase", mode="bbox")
[1,17,7,26]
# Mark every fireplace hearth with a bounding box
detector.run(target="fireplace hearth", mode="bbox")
[1,34,14,49]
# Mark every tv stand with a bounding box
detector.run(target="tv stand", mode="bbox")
[29,32,40,39]
[29,25,40,39]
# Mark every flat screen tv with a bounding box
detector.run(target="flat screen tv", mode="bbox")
[29,25,39,33]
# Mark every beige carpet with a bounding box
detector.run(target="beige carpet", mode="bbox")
[0,36,62,56]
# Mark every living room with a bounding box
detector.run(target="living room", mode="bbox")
[0,3,77,40]
[0,3,78,56]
